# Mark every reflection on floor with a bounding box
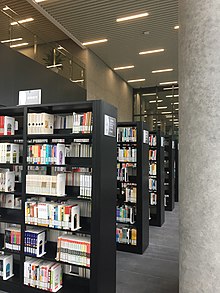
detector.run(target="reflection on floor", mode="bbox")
[117,204,179,293]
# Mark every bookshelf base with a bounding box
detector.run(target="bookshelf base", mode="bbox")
[117,243,145,254]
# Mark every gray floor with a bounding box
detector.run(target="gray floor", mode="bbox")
[116,204,179,293]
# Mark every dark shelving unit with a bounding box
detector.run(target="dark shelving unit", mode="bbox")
[0,101,117,293]
[174,140,179,202]
[149,131,165,227]
[116,122,149,254]
[164,136,175,211]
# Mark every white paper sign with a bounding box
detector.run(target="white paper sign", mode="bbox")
[104,115,116,137]
[143,130,149,144]
[18,89,41,105]
[161,137,164,147]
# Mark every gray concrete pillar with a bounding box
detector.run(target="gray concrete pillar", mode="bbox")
[179,1,220,292]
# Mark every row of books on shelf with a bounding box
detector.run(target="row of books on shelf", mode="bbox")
[117,127,137,143]
[27,144,65,165]
[66,142,92,158]
[0,194,21,209]
[24,259,62,292]
[56,234,91,267]
[149,149,157,161]
[116,226,137,246]
[25,201,80,231]
[149,163,157,176]
[116,205,135,224]
[0,169,15,192]
[120,183,137,203]
[26,174,66,196]
[0,253,13,280]
[149,178,157,190]
[117,147,137,162]
[0,143,20,164]
[149,134,157,146]
[28,112,92,135]
[117,163,136,182]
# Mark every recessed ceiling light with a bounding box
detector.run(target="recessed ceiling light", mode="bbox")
[174,25,179,30]
[139,49,165,55]
[11,18,34,25]
[70,79,84,83]
[153,118,156,121]
[152,68,173,74]
[166,94,179,98]
[159,81,178,85]
[116,12,149,22]
[163,86,179,90]
[127,78,146,83]
[157,106,167,110]
[1,37,23,43]
[114,65,134,70]
[149,99,163,103]
[82,39,108,46]
[161,111,172,114]
[46,63,63,68]
[142,93,156,96]
[10,42,29,48]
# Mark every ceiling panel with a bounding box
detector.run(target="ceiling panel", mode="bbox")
[34,0,178,88]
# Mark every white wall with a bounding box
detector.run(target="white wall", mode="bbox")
[59,40,133,122]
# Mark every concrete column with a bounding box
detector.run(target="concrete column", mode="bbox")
[146,115,154,131]
[179,1,220,292]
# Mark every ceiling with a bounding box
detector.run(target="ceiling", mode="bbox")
[29,0,179,88]
[0,0,67,46]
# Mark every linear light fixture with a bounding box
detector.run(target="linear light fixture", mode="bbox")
[10,42,29,48]
[161,111,172,114]
[1,37,23,43]
[127,78,146,83]
[166,115,173,118]
[114,65,134,70]
[166,94,179,98]
[152,68,173,74]
[159,81,178,85]
[34,0,47,2]
[11,18,34,25]
[142,93,156,96]
[163,86,179,90]
[82,39,108,46]
[157,106,167,110]
[175,108,179,111]
[139,48,164,55]
[149,99,163,103]
[173,102,179,105]
[174,25,179,30]
[46,63,63,68]
[116,12,149,22]
[169,118,179,122]
[3,5,18,14]
[71,79,84,83]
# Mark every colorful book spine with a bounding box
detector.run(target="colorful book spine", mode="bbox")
[116,226,137,246]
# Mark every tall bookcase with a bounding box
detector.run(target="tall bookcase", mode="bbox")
[164,136,175,211]
[116,122,149,254]
[174,140,179,202]
[149,131,165,227]
[0,101,117,293]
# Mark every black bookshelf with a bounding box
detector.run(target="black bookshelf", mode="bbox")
[149,131,165,227]
[174,140,179,202]
[116,122,149,254]
[164,136,175,211]
[0,101,117,293]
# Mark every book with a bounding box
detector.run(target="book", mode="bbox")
[72,112,92,134]
[4,226,21,251]
[0,169,15,192]
[116,205,135,224]
[117,147,137,162]
[0,143,19,164]
[24,227,46,257]
[28,113,54,135]
[117,127,137,142]
[116,226,137,246]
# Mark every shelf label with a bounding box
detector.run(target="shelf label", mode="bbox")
[161,137,164,147]
[18,89,41,105]
[143,130,149,144]
[104,114,116,137]
[172,141,175,149]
